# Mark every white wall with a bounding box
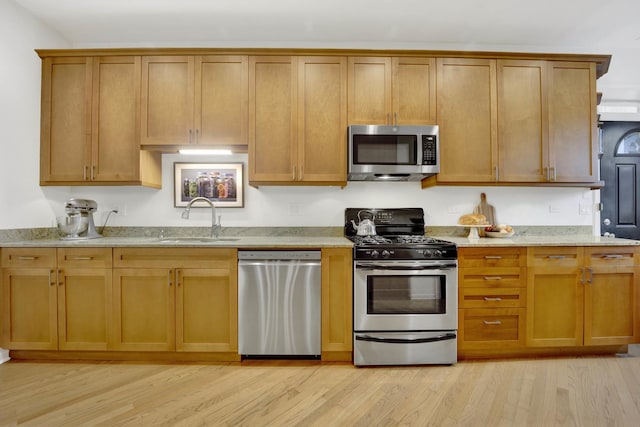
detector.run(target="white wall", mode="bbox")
[0,0,599,232]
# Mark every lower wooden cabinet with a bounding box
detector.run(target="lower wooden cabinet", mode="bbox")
[57,248,112,351]
[113,248,238,354]
[1,247,112,351]
[458,247,527,352]
[1,248,57,350]
[321,247,353,361]
[527,246,639,347]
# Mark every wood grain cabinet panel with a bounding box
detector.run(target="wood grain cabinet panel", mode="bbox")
[527,246,639,348]
[348,56,436,125]
[249,56,347,185]
[141,55,248,148]
[57,248,112,351]
[1,248,57,350]
[458,247,526,352]
[435,58,498,183]
[113,248,238,355]
[40,56,160,187]
[321,248,353,361]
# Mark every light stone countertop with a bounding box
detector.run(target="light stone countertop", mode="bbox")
[433,235,640,247]
[1,226,639,248]
[0,235,354,248]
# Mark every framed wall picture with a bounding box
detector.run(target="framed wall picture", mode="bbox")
[174,163,244,208]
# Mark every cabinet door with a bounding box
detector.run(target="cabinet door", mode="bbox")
[298,56,347,183]
[112,268,175,351]
[348,57,392,125]
[548,61,598,183]
[527,266,583,347]
[321,248,353,361]
[196,56,248,147]
[249,56,297,182]
[436,58,498,182]
[1,268,57,350]
[497,60,548,182]
[584,247,639,345]
[141,56,195,146]
[40,57,92,183]
[58,268,112,350]
[91,56,142,182]
[392,57,437,124]
[176,267,238,352]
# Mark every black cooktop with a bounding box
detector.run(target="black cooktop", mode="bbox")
[345,208,457,260]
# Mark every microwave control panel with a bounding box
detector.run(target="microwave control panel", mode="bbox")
[422,135,437,165]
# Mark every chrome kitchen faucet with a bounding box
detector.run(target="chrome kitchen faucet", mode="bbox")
[182,197,221,238]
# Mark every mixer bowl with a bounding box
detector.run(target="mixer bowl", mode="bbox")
[57,215,88,237]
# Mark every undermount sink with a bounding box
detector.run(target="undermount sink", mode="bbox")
[157,237,239,243]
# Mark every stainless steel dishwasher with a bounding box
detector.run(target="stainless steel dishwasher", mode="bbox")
[238,250,321,358]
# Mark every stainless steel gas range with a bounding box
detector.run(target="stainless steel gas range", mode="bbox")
[345,208,458,366]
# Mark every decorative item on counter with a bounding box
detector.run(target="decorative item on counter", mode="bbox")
[484,224,515,238]
[458,213,490,239]
[473,192,496,237]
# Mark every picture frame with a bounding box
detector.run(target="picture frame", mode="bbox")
[174,162,244,208]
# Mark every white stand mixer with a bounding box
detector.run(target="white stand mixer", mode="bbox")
[57,198,102,240]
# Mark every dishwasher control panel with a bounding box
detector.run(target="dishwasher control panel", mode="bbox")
[237,250,321,261]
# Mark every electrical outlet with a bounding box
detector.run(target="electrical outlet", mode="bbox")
[288,204,301,216]
[447,206,461,214]
[579,203,592,215]
[548,205,561,213]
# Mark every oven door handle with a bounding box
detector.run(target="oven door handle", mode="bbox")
[356,263,457,271]
[355,332,457,344]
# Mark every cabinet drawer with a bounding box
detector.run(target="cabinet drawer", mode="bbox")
[458,247,525,268]
[57,248,112,269]
[114,247,237,268]
[1,248,56,268]
[527,247,581,268]
[585,247,638,268]
[459,267,524,288]
[459,308,525,346]
[459,288,525,309]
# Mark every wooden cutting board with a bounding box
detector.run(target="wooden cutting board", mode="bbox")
[473,193,496,236]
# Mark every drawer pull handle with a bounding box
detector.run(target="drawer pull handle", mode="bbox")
[72,256,94,261]
[483,320,502,325]
[547,255,566,259]
[18,256,38,260]
[483,297,503,301]
[484,276,502,281]
[484,256,502,259]
[603,254,623,259]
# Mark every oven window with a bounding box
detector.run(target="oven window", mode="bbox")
[367,275,446,314]
[353,134,417,165]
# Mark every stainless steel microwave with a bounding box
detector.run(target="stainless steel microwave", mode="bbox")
[348,125,440,181]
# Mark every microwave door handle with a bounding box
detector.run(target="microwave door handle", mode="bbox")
[356,333,457,344]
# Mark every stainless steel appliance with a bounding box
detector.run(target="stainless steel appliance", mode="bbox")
[238,251,321,358]
[57,198,102,240]
[348,125,439,181]
[345,208,458,366]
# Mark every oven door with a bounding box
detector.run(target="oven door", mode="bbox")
[354,260,458,332]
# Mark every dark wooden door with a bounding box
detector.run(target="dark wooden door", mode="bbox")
[600,121,640,239]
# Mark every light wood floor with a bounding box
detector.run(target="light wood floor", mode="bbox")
[2,356,640,426]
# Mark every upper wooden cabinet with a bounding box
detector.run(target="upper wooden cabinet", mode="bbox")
[249,56,347,185]
[435,58,498,183]
[426,58,600,187]
[547,62,598,183]
[140,55,248,148]
[348,56,437,125]
[40,56,161,187]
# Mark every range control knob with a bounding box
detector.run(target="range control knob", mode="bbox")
[370,250,379,259]
[381,250,391,259]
